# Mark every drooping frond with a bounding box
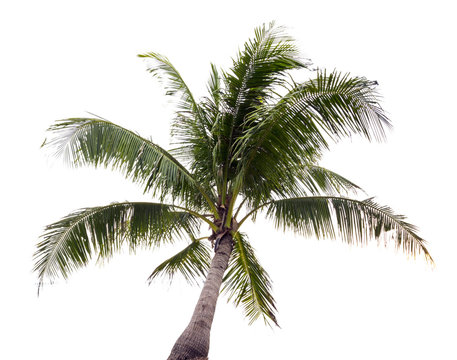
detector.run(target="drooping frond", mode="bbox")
[147,238,211,285]
[222,233,278,327]
[34,202,201,292]
[266,70,390,144]
[44,118,216,211]
[298,165,363,196]
[297,70,390,141]
[237,163,362,210]
[232,71,389,206]
[138,52,218,187]
[265,196,432,263]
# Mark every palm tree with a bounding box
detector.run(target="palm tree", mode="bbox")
[35,23,432,360]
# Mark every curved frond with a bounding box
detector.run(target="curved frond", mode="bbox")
[45,118,216,211]
[298,70,390,140]
[298,165,363,196]
[266,196,432,263]
[147,238,211,285]
[232,71,390,205]
[138,52,218,188]
[215,23,309,195]
[34,202,201,292]
[138,52,200,115]
[253,70,390,149]
[225,22,308,124]
[222,233,278,327]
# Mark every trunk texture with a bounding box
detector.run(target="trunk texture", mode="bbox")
[167,233,233,360]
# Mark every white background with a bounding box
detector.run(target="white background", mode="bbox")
[1,1,456,359]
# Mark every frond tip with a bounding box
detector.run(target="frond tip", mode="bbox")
[266,196,433,264]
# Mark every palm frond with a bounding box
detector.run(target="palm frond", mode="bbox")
[276,70,390,143]
[222,233,278,327]
[147,238,211,285]
[231,70,389,206]
[215,23,309,192]
[225,22,308,124]
[138,52,200,115]
[238,163,363,210]
[34,202,201,292]
[298,165,363,196]
[44,118,216,211]
[206,63,222,109]
[266,196,432,262]
[138,52,219,187]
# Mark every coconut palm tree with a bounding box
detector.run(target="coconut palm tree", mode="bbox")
[35,23,432,360]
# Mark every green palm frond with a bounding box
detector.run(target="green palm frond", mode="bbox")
[225,22,307,124]
[231,71,389,206]
[45,118,216,211]
[216,23,309,194]
[271,70,390,144]
[222,233,278,327]
[34,202,201,292]
[266,196,432,263]
[138,52,217,186]
[36,23,432,336]
[298,165,363,196]
[178,63,224,188]
[147,238,211,285]
[206,63,222,109]
[138,52,200,115]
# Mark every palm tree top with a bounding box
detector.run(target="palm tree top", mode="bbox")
[35,23,432,332]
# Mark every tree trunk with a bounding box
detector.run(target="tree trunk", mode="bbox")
[167,233,233,360]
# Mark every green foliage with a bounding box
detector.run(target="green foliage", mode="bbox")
[148,238,211,285]
[37,23,432,327]
[222,233,278,327]
[266,197,432,262]
[231,70,390,208]
[139,52,218,191]
[298,165,363,196]
[45,118,215,211]
[34,202,200,292]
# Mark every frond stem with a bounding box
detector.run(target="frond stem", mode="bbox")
[172,205,218,232]
[233,197,248,219]
[237,201,273,229]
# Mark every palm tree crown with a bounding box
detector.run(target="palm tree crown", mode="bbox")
[35,23,432,359]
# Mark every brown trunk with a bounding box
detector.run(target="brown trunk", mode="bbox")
[167,233,233,360]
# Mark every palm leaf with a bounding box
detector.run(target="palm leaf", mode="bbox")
[138,52,218,187]
[254,70,390,148]
[147,238,211,285]
[138,51,200,115]
[222,232,278,327]
[297,70,390,141]
[298,165,363,196]
[266,196,432,262]
[224,22,307,125]
[217,23,309,193]
[206,63,222,109]
[44,118,216,211]
[232,71,389,206]
[34,202,200,292]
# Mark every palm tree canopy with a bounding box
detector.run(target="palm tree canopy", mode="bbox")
[35,22,432,327]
